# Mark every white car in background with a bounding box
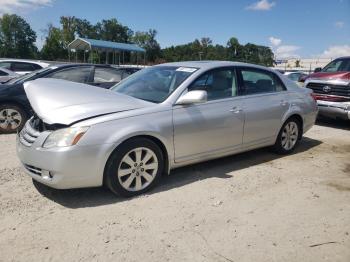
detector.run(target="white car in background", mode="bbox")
[284,71,309,82]
[0,67,19,84]
[0,59,50,75]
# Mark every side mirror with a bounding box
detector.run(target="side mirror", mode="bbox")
[314,67,322,73]
[175,90,207,105]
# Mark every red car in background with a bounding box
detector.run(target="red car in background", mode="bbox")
[303,56,350,121]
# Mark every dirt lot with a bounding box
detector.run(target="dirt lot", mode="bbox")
[0,119,349,262]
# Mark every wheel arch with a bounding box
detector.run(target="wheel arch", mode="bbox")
[282,113,304,140]
[0,99,31,116]
[102,134,171,185]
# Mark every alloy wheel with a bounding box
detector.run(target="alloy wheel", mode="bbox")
[0,108,22,131]
[281,121,299,150]
[117,147,159,192]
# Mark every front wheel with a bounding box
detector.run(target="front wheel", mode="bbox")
[273,118,301,154]
[104,138,164,197]
[0,104,27,134]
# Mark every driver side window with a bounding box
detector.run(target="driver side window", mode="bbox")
[188,68,238,101]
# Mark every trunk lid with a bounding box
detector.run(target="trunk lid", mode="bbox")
[24,78,153,125]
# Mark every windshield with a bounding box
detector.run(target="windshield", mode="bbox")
[111,66,198,103]
[6,67,53,84]
[322,58,350,72]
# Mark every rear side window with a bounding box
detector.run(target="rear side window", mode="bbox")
[0,62,12,70]
[0,70,8,76]
[12,62,35,72]
[32,64,43,70]
[94,68,122,83]
[239,68,285,95]
[46,66,92,83]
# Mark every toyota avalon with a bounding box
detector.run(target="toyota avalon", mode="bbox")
[16,61,318,197]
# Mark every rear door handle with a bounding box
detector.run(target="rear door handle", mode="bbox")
[230,106,243,113]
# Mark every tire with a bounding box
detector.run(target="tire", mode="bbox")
[104,138,164,197]
[273,117,301,155]
[0,104,27,134]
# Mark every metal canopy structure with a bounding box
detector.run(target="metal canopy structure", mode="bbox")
[67,37,146,65]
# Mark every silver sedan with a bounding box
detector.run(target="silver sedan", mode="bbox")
[17,61,318,197]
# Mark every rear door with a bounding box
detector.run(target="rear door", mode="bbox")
[237,67,289,147]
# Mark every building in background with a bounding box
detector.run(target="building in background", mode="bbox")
[274,58,332,73]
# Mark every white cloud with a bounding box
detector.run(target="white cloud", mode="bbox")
[268,37,300,59]
[318,45,350,58]
[334,21,344,28]
[0,0,53,14]
[269,36,282,46]
[246,0,276,11]
[275,45,301,59]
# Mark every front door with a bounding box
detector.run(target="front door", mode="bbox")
[173,67,244,163]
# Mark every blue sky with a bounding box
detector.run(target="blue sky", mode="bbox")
[1,0,349,58]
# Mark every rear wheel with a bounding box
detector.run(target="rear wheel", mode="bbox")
[273,117,301,154]
[105,138,164,197]
[0,104,27,134]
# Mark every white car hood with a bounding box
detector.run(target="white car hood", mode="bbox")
[24,78,152,125]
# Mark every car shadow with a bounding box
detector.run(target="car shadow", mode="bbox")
[33,137,322,209]
[316,117,350,131]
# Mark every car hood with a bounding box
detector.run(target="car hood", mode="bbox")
[24,78,153,125]
[305,71,350,81]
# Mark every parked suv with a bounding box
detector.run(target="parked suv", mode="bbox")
[304,56,350,120]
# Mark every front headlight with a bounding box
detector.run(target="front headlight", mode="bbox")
[43,127,89,148]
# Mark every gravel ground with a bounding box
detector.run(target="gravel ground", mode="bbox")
[0,119,349,262]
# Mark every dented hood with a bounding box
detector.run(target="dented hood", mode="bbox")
[24,78,152,125]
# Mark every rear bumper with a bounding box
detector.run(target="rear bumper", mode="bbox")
[317,100,350,120]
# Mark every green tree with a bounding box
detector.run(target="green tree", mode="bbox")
[41,24,67,60]
[95,18,133,43]
[161,36,274,66]
[227,37,244,61]
[60,16,76,48]
[74,18,96,39]
[132,29,161,62]
[0,14,37,58]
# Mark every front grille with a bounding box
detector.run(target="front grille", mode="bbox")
[306,82,350,97]
[24,164,42,176]
[19,118,41,147]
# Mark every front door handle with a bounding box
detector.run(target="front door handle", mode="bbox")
[230,106,242,113]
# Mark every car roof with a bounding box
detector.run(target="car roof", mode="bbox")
[48,63,116,69]
[334,56,350,60]
[156,60,273,71]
